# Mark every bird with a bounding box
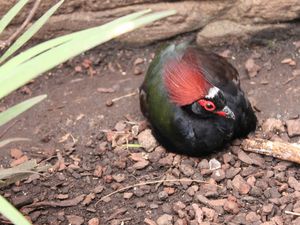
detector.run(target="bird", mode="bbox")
[139,42,257,156]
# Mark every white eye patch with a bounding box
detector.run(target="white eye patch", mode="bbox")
[205,86,220,99]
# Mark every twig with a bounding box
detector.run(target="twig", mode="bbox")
[0,0,41,50]
[285,210,300,216]
[111,91,137,103]
[0,119,19,139]
[242,138,300,164]
[95,178,218,206]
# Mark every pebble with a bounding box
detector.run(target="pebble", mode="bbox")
[286,119,300,137]
[226,167,241,179]
[246,212,261,223]
[224,197,240,214]
[158,191,168,200]
[157,214,173,225]
[137,129,158,152]
[88,218,100,225]
[288,176,300,191]
[179,163,195,177]
[232,175,251,194]
[212,169,226,182]
[209,158,221,170]
[261,118,285,134]
[66,215,84,225]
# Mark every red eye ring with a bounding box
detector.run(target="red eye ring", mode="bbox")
[198,99,216,111]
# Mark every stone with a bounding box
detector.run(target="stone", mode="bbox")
[286,119,300,137]
[232,175,251,194]
[157,214,173,225]
[224,197,240,214]
[288,176,300,191]
[261,118,285,134]
[212,169,226,182]
[246,212,261,223]
[137,129,158,152]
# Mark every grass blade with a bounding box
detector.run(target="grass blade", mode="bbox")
[0,9,152,72]
[0,94,46,127]
[0,195,32,225]
[0,10,176,99]
[0,0,64,63]
[0,0,30,34]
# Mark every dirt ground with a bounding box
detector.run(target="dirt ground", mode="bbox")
[1,25,300,225]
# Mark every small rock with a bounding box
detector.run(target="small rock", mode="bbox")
[198,159,209,169]
[209,158,221,170]
[223,153,235,164]
[114,121,126,131]
[134,57,144,65]
[138,129,158,152]
[246,212,261,223]
[288,177,300,191]
[262,204,274,214]
[232,175,251,194]
[148,146,164,162]
[237,150,254,165]
[93,185,104,194]
[132,159,149,170]
[66,215,84,225]
[224,196,240,214]
[123,192,133,199]
[173,201,186,212]
[158,191,168,200]
[212,169,226,182]
[226,167,241,179]
[144,218,157,225]
[112,173,126,183]
[156,214,173,225]
[192,204,203,224]
[136,201,146,208]
[202,207,215,221]
[134,67,143,75]
[245,58,261,77]
[158,155,174,166]
[186,185,199,196]
[88,218,100,225]
[179,163,195,177]
[261,118,285,134]
[10,155,28,167]
[286,119,300,137]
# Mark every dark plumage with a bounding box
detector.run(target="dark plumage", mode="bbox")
[140,42,257,156]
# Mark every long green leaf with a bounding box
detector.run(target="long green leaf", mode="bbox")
[0,9,152,72]
[0,10,176,99]
[0,95,46,127]
[0,0,30,34]
[0,195,31,225]
[0,0,64,63]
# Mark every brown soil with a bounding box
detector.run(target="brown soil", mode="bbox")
[1,26,300,225]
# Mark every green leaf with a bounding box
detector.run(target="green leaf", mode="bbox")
[0,95,46,127]
[0,9,152,72]
[0,137,29,148]
[0,0,64,63]
[0,9,176,99]
[0,195,32,225]
[0,0,30,34]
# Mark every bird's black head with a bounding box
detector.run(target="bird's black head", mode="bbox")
[187,86,235,120]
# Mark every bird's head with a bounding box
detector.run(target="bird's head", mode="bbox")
[163,48,235,120]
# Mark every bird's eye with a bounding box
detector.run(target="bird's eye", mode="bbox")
[198,99,216,111]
